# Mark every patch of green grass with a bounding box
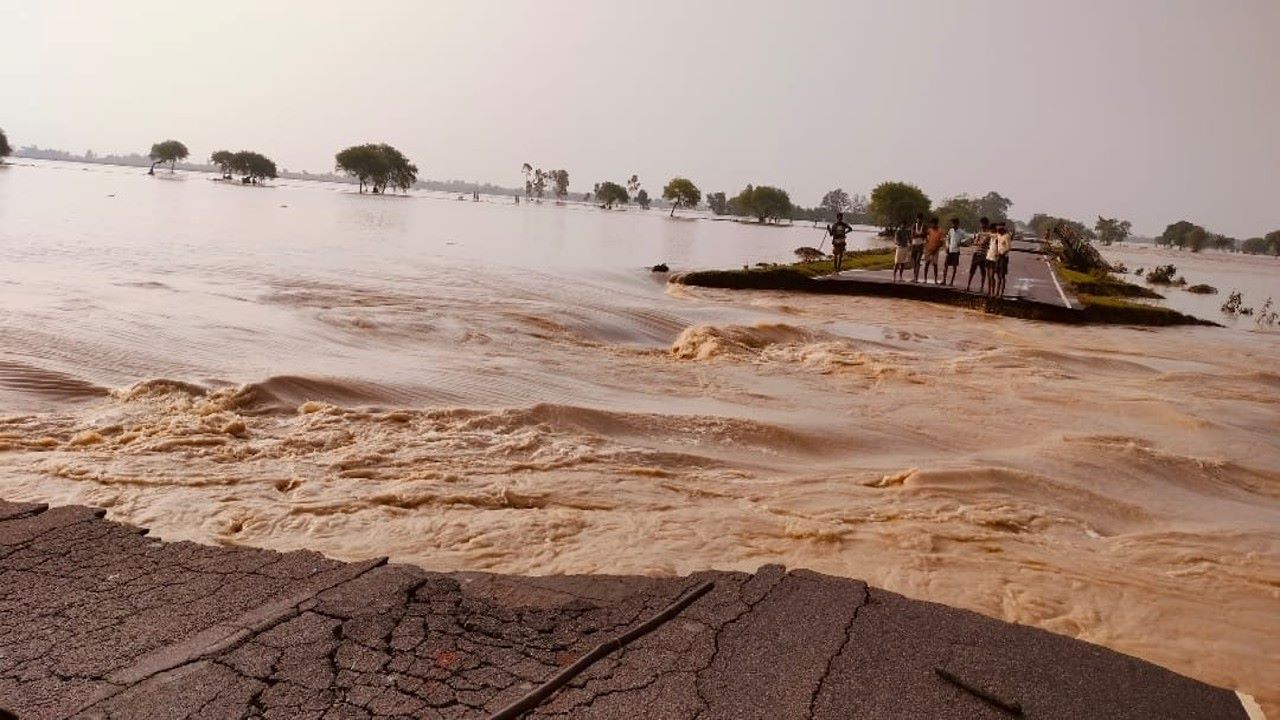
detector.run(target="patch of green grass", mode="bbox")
[1056,267,1163,299]
[676,252,1215,327]
[689,248,895,286]
[1077,294,1212,326]
[676,266,815,289]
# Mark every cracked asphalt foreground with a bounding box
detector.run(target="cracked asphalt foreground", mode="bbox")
[0,500,1247,720]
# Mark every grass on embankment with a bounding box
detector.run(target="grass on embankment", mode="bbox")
[676,249,1216,327]
[1055,267,1163,298]
[1074,294,1214,326]
[677,249,894,289]
[1054,268,1216,326]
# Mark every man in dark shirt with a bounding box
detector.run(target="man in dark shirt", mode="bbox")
[828,212,854,272]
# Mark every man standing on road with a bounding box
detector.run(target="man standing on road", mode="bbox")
[943,217,966,285]
[966,217,992,293]
[910,213,927,282]
[988,221,1013,297]
[893,222,912,282]
[828,212,854,273]
[923,217,946,284]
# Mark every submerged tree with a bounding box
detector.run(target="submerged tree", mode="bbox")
[211,150,277,183]
[532,168,547,200]
[1241,232,1280,256]
[148,139,189,174]
[636,188,651,210]
[233,151,278,182]
[1158,220,1202,250]
[593,181,629,209]
[706,191,728,215]
[335,143,418,194]
[210,150,235,178]
[733,184,792,223]
[868,181,930,226]
[380,145,417,193]
[521,163,533,197]
[662,177,701,217]
[1094,217,1133,245]
[0,128,11,162]
[549,169,570,201]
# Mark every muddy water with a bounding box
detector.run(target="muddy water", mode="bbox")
[2,160,1278,709]
[1100,242,1280,327]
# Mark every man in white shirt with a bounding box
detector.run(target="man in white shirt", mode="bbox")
[909,213,927,282]
[987,222,1013,297]
[943,218,966,286]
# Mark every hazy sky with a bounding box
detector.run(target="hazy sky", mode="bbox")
[4,0,1278,237]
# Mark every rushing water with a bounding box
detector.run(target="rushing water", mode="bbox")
[2,159,1278,710]
[1099,242,1280,326]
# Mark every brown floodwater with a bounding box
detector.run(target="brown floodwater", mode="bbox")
[2,159,1278,711]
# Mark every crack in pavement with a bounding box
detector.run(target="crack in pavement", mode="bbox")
[0,500,1253,720]
[807,581,871,719]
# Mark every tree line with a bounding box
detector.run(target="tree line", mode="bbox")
[1156,221,1280,255]
[142,137,420,193]
[7,127,1279,250]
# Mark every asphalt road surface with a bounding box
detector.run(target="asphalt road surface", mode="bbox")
[0,499,1247,719]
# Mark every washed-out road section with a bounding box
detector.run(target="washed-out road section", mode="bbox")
[0,499,1247,719]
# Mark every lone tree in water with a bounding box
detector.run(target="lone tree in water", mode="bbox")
[234,151,278,183]
[593,181,629,209]
[210,150,235,179]
[733,184,792,223]
[636,189,651,210]
[868,181,930,226]
[0,128,11,163]
[148,140,189,174]
[549,169,570,201]
[662,177,701,217]
[1094,217,1132,246]
[335,143,418,194]
[210,150,276,183]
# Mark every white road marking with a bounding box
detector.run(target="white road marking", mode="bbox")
[1044,258,1074,308]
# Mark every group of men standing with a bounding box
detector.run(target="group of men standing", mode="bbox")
[827,212,1014,296]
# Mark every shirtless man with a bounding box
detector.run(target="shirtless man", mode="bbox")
[966,217,992,293]
[923,217,945,284]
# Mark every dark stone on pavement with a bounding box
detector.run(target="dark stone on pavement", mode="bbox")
[0,500,1248,719]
